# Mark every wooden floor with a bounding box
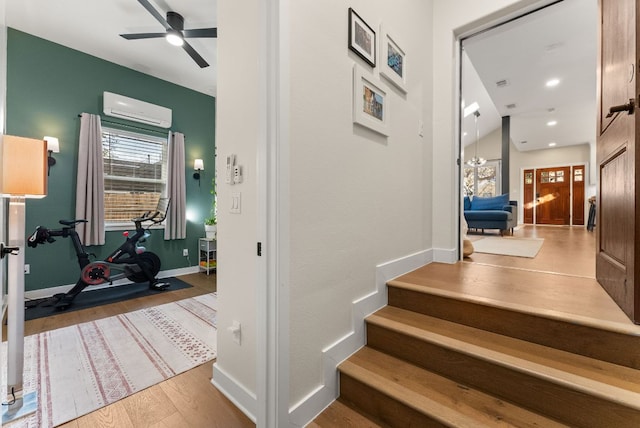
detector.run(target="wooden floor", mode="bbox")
[7,225,629,427]
[460,225,637,330]
[6,272,255,428]
[466,224,596,278]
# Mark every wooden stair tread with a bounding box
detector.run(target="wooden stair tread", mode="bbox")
[388,262,640,331]
[309,399,388,427]
[340,346,570,428]
[368,306,640,410]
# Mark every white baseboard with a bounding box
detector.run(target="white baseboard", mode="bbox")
[24,266,199,300]
[288,249,433,426]
[433,247,458,264]
[212,362,258,424]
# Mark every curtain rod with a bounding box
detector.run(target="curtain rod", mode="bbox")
[76,114,173,136]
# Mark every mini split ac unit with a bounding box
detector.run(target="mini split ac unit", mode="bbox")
[103,91,172,128]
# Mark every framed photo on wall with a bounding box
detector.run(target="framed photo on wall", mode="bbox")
[379,25,407,93]
[353,64,390,136]
[348,8,376,67]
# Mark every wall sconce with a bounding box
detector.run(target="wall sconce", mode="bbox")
[44,136,60,176]
[193,158,204,186]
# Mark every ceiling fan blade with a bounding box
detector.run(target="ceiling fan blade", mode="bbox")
[120,32,166,40]
[183,28,217,38]
[137,0,170,30]
[182,41,209,68]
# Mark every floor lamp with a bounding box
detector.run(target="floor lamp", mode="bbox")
[1,135,48,424]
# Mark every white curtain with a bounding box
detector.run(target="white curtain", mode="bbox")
[75,113,105,245]
[164,131,186,240]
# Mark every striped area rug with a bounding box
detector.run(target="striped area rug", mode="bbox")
[2,293,217,428]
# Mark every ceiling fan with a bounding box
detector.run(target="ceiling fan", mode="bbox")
[120,0,217,68]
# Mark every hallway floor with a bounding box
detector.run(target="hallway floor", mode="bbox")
[467,224,596,278]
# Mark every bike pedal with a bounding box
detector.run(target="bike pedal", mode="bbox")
[150,282,170,291]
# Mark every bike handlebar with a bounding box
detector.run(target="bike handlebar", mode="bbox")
[27,226,56,247]
[28,208,164,249]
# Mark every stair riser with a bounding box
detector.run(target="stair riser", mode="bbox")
[388,286,640,370]
[339,372,449,428]
[367,323,640,428]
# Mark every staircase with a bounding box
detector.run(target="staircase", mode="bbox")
[310,262,640,427]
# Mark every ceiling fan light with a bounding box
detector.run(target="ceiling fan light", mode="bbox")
[166,30,184,46]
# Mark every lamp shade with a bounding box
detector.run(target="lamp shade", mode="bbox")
[194,158,204,171]
[44,136,60,153]
[0,135,48,198]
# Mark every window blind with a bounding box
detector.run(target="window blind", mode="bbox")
[102,128,167,223]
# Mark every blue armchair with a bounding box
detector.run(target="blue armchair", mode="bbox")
[464,194,517,235]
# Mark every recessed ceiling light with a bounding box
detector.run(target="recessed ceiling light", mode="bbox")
[549,142,557,147]
[463,132,468,137]
[547,120,558,126]
[546,79,560,88]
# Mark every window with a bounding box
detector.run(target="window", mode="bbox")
[102,127,167,228]
[464,160,501,197]
[525,172,533,185]
[541,169,565,183]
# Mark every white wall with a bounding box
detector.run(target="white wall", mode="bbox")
[213,0,261,412]
[288,0,433,409]
[215,0,434,424]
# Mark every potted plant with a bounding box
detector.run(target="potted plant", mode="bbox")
[204,176,217,239]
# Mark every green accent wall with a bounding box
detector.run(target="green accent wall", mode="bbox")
[6,28,216,291]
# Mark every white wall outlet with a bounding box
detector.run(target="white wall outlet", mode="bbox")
[24,264,30,274]
[233,165,243,183]
[228,320,242,345]
[182,248,189,257]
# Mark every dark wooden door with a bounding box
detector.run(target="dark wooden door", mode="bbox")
[523,169,534,224]
[572,166,585,226]
[597,0,639,323]
[535,166,571,225]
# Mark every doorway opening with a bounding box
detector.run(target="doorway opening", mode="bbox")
[459,0,597,278]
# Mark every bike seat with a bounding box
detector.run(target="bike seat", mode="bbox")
[59,219,88,226]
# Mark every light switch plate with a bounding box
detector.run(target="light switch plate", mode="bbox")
[231,192,241,214]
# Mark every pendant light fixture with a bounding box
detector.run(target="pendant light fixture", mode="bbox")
[467,110,486,167]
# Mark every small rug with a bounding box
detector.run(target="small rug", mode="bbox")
[24,277,193,321]
[2,293,217,428]
[472,237,544,258]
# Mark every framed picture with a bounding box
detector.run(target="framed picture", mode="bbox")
[353,64,390,136]
[348,8,376,67]
[379,25,407,93]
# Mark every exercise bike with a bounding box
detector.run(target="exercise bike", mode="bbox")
[27,198,171,310]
